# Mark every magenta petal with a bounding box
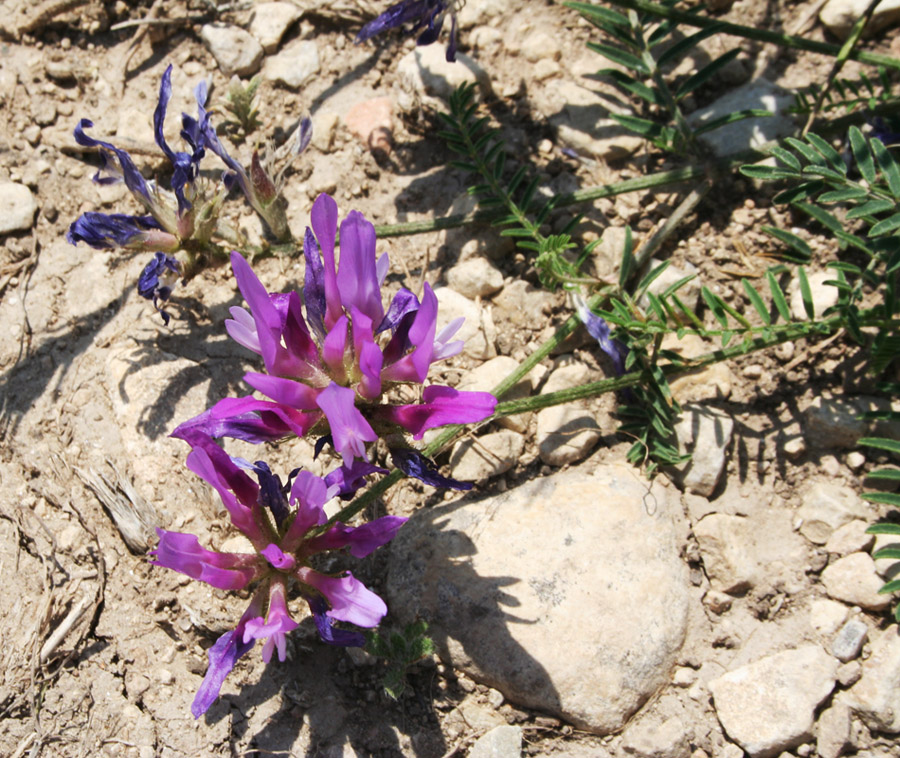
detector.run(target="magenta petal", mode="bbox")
[337,211,384,325]
[381,283,438,383]
[282,471,329,548]
[311,194,342,329]
[243,373,323,410]
[351,307,383,400]
[304,572,387,627]
[378,385,497,439]
[306,515,407,558]
[315,382,377,464]
[242,581,299,663]
[151,528,257,589]
[172,396,321,443]
[322,315,349,382]
[231,252,281,371]
[261,543,296,571]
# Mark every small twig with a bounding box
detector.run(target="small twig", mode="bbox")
[109,15,203,32]
[633,179,713,272]
[40,596,92,663]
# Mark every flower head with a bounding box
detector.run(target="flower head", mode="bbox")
[151,433,406,717]
[575,294,628,375]
[356,0,461,62]
[138,253,182,325]
[173,193,496,492]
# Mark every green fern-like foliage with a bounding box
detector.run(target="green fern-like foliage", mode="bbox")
[566,0,771,156]
[792,68,899,115]
[365,620,436,700]
[862,431,900,622]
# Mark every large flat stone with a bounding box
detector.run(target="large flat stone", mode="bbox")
[386,462,690,733]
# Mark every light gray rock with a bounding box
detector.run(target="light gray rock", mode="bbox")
[816,702,851,758]
[521,31,561,63]
[708,645,838,758]
[455,356,540,434]
[693,511,806,595]
[457,0,506,27]
[790,270,840,321]
[200,24,264,77]
[249,2,302,52]
[468,725,522,758]
[832,618,868,662]
[803,396,869,450]
[386,463,691,733]
[264,40,320,89]
[591,225,630,279]
[638,259,701,314]
[397,46,489,101]
[821,553,891,611]
[662,334,736,403]
[536,405,602,466]
[0,182,37,233]
[809,599,850,638]
[621,716,691,758]
[687,80,795,157]
[446,258,504,299]
[798,482,870,544]
[449,430,524,482]
[843,625,900,732]
[549,80,644,160]
[825,519,875,555]
[820,0,900,39]
[542,360,597,394]
[673,406,734,497]
[434,286,495,360]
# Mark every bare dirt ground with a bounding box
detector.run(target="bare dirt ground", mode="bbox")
[2,1,900,756]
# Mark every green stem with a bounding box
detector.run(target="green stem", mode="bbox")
[567,0,900,70]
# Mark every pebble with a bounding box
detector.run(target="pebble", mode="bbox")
[536,405,602,466]
[872,532,900,578]
[821,553,891,611]
[809,598,850,637]
[0,182,37,233]
[521,31,561,62]
[264,40,320,89]
[249,1,302,52]
[448,430,524,482]
[789,270,840,321]
[783,437,806,458]
[638,258,701,314]
[797,482,870,544]
[457,0,506,27]
[832,618,868,662]
[455,355,540,434]
[815,702,851,758]
[686,80,795,157]
[672,406,734,497]
[836,660,861,687]
[344,97,393,155]
[386,462,690,734]
[845,451,866,471]
[549,80,644,160]
[825,520,874,556]
[843,624,900,732]
[820,0,900,39]
[662,334,735,403]
[468,725,522,758]
[200,24,264,77]
[534,59,562,81]
[708,645,837,757]
[446,257,504,299]
[397,46,489,101]
[591,225,630,279]
[802,395,869,449]
[311,109,339,153]
[694,514,758,593]
[621,716,691,758]
[703,590,733,615]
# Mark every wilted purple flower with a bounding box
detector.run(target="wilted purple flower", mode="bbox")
[173,193,497,490]
[870,116,900,147]
[138,253,182,325]
[356,0,461,62]
[150,433,405,717]
[204,116,312,242]
[575,295,628,375]
[66,212,178,252]
[70,65,224,247]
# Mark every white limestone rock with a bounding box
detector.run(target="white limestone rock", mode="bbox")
[672,406,733,497]
[200,24,264,77]
[386,463,691,733]
[446,257,504,299]
[820,0,900,39]
[821,552,891,611]
[264,40,320,89]
[0,181,37,233]
[709,645,838,757]
[249,2,302,52]
[797,482,870,544]
[449,430,524,482]
[843,624,900,732]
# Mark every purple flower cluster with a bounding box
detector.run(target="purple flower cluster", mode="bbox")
[356,0,461,62]
[67,65,311,321]
[173,193,498,490]
[152,433,406,717]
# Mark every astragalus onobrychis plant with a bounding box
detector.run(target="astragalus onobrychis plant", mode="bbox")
[75,0,900,716]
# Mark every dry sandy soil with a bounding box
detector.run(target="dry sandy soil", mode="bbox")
[2,0,900,756]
